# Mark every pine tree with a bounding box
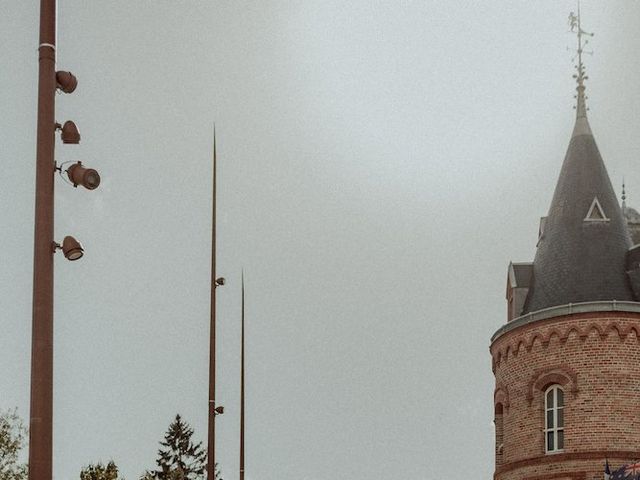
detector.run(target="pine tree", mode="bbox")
[0,409,27,480]
[80,461,121,480]
[147,415,207,480]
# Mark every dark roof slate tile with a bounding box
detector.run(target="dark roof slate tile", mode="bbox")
[522,122,635,313]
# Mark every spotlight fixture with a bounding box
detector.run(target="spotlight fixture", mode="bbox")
[53,236,84,261]
[214,406,224,415]
[215,277,226,287]
[56,121,81,144]
[55,71,77,94]
[66,162,100,190]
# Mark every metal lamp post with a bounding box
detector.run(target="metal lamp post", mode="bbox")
[29,2,58,477]
[30,2,100,479]
[208,130,225,480]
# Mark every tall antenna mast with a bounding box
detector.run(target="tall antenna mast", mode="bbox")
[240,270,246,480]
[208,127,225,480]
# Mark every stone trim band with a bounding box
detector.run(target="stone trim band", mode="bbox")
[491,301,640,343]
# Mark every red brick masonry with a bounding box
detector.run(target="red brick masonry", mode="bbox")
[490,311,640,480]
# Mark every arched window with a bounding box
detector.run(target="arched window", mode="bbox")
[544,385,564,452]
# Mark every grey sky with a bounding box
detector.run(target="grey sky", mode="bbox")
[3,2,640,480]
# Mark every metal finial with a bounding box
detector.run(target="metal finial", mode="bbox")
[569,1,594,118]
[622,178,627,213]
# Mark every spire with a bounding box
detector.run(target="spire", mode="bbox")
[521,8,634,314]
[622,179,627,213]
[569,3,594,137]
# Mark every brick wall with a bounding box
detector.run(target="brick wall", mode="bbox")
[490,311,640,480]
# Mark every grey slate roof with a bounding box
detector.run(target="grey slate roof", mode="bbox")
[522,116,635,314]
[626,207,640,223]
[625,207,640,245]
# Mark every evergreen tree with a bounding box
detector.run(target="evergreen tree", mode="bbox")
[146,415,207,480]
[80,461,121,480]
[0,409,27,480]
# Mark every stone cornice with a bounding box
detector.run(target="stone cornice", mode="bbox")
[491,301,640,343]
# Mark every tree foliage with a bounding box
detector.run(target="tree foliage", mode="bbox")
[80,461,122,480]
[0,409,27,480]
[146,415,207,480]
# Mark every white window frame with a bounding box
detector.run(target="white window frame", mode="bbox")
[544,385,565,453]
[584,197,610,222]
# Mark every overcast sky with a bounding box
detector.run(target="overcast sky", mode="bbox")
[3,2,640,480]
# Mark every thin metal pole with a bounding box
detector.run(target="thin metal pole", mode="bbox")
[29,1,57,480]
[239,271,245,480]
[29,0,56,480]
[207,129,218,480]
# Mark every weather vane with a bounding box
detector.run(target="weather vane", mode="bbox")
[568,2,594,116]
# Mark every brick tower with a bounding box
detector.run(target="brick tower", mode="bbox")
[490,12,640,480]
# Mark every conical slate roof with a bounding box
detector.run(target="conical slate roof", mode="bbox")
[522,108,634,313]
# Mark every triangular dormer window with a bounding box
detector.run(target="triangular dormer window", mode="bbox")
[584,197,609,222]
